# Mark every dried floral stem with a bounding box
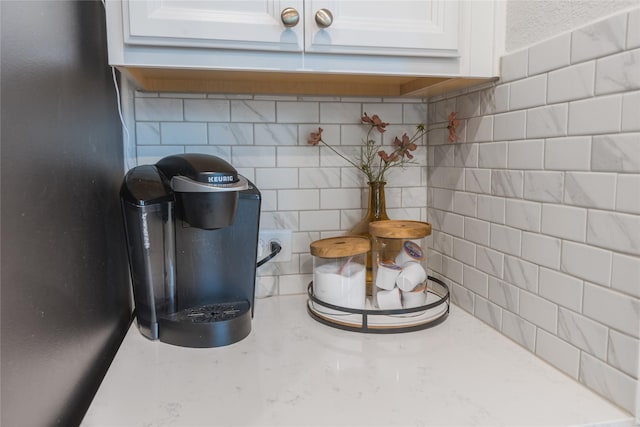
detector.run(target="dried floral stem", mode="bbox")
[308,112,459,183]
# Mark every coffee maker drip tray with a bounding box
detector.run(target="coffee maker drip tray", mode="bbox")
[158,300,252,348]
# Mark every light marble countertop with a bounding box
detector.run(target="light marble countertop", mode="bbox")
[82,295,633,426]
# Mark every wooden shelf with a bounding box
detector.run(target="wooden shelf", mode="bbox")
[122,67,496,98]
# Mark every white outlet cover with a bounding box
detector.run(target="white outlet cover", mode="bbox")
[257,229,292,263]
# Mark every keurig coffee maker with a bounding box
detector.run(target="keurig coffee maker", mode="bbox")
[120,154,261,348]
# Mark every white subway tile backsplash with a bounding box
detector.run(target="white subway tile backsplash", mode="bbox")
[568,95,622,135]
[451,282,475,313]
[428,166,465,191]
[464,217,490,246]
[595,48,640,95]
[255,124,297,145]
[558,307,608,361]
[209,123,253,145]
[608,330,639,379]
[278,189,319,211]
[536,329,580,379]
[299,167,340,188]
[538,267,583,312]
[524,171,564,203]
[276,101,318,123]
[442,256,463,284]
[490,224,522,256]
[501,310,536,351]
[541,203,587,242]
[136,122,160,145]
[488,277,519,311]
[478,142,507,169]
[319,102,361,123]
[504,255,539,293]
[453,237,476,266]
[561,241,612,287]
[492,170,524,198]
[611,253,640,298]
[255,168,298,190]
[580,352,637,414]
[320,188,361,210]
[519,290,558,333]
[434,145,455,167]
[456,92,481,119]
[362,103,403,123]
[476,246,504,278]
[564,172,617,210]
[403,103,428,124]
[621,91,640,131]
[135,98,183,121]
[500,49,528,83]
[465,169,492,194]
[277,146,321,168]
[587,210,640,255]
[526,104,568,139]
[454,143,479,168]
[463,265,488,296]
[583,282,640,337]
[571,13,627,63]
[299,210,340,231]
[466,116,494,142]
[544,136,592,171]
[161,122,207,145]
[477,195,505,224]
[402,187,427,208]
[629,8,640,49]
[493,111,526,141]
[528,33,571,76]
[510,75,547,110]
[547,61,595,104]
[232,146,275,168]
[474,297,502,330]
[231,100,276,123]
[522,232,561,269]
[592,133,640,172]
[507,139,544,170]
[184,99,230,122]
[453,191,477,216]
[481,84,509,115]
[505,199,541,232]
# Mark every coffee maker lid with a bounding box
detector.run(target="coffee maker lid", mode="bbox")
[156,154,249,193]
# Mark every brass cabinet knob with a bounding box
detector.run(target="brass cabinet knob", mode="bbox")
[314,8,333,28]
[281,7,300,28]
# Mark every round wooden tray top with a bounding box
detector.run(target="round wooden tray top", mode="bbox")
[310,236,371,258]
[369,220,432,239]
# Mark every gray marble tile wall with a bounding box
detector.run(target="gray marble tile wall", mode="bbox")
[427,7,639,416]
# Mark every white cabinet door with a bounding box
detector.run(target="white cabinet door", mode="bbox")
[304,0,458,57]
[124,0,304,52]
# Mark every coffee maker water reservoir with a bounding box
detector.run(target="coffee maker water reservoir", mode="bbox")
[120,154,261,348]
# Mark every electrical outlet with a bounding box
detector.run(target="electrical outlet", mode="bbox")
[257,229,292,263]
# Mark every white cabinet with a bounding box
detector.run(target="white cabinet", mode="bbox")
[124,1,304,52]
[105,0,505,97]
[304,1,459,57]
[123,0,459,58]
